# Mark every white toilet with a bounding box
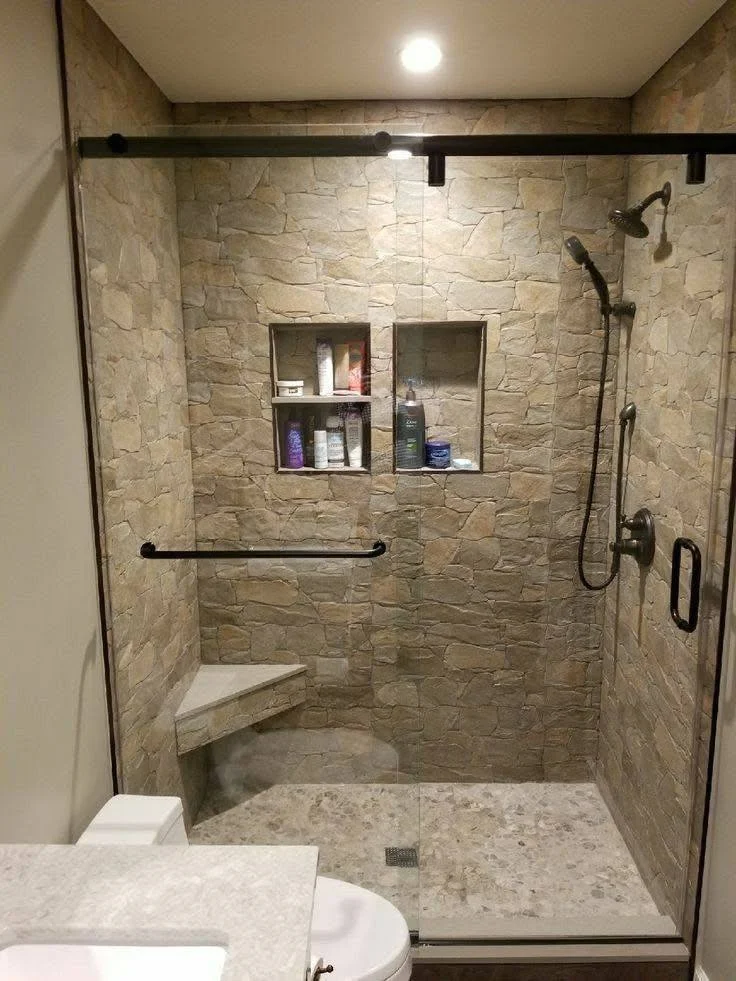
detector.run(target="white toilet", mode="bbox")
[78,794,412,981]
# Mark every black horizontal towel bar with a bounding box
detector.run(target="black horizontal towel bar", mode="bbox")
[140,541,386,560]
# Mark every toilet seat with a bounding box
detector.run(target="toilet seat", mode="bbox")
[311,876,411,981]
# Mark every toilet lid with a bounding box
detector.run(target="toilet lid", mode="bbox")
[312,876,410,981]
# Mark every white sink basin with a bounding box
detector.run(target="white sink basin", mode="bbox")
[0,943,227,980]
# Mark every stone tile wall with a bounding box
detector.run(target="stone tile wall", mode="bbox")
[63,0,204,814]
[173,99,629,783]
[597,0,736,930]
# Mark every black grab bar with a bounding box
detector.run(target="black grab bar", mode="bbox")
[140,541,387,560]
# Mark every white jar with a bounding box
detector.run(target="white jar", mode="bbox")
[277,379,304,397]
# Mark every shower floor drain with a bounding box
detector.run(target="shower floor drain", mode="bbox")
[385,847,419,868]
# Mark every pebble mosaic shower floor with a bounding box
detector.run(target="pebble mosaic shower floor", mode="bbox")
[191,782,663,931]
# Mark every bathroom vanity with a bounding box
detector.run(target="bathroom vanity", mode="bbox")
[0,844,318,980]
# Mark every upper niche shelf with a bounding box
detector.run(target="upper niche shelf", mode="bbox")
[270,322,371,399]
[271,395,371,405]
[393,320,486,474]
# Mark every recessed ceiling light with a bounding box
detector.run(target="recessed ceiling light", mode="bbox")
[388,148,413,160]
[400,38,442,74]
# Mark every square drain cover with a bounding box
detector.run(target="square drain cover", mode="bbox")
[385,847,418,868]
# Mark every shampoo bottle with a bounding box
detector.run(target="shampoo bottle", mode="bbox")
[284,416,305,469]
[344,407,363,469]
[316,339,334,396]
[396,381,425,469]
[326,414,346,468]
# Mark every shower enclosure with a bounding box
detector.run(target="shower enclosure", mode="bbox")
[72,106,735,957]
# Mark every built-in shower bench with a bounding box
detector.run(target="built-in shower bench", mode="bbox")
[174,663,307,755]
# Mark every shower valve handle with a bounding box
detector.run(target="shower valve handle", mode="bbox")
[610,507,656,568]
[621,513,646,532]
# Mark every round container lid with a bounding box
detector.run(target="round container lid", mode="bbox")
[311,876,410,981]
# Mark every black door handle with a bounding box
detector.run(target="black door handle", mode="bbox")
[670,537,701,633]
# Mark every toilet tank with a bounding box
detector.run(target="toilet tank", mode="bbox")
[77,794,188,845]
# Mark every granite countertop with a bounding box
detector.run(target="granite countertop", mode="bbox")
[0,844,319,981]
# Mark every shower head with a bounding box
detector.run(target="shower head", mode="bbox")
[608,182,672,238]
[619,402,637,424]
[564,235,610,312]
[608,208,649,238]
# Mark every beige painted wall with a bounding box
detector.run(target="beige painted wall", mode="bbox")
[0,0,112,841]
[62,0,205,818]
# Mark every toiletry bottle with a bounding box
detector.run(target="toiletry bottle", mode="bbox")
[305,413,316,467]
[326,414,346,468]
[334,342,350,392]
[314,428,329,469]
[396,381,425,469]
[344,407,363,469]
[314,409,328,469]
[316,339,334,396]
[348,341,366,394]
[284,415,305,469]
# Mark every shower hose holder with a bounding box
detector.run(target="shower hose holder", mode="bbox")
[610,507,655,568]
[611,300,637,318]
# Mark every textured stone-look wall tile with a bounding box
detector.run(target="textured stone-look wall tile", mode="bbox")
[175,99,629,783]
[598,0,736,931]
[63,0,202,813]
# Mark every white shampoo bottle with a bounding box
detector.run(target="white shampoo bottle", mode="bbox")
[344,408,363,469]
[316,339,334,396]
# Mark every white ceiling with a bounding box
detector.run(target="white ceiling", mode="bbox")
[88,0,725,103]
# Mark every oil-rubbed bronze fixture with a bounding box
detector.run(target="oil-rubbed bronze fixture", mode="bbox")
[140,540,386,560]
[610,508,656,569]
[608,182,672,238]
[670,538,701,632]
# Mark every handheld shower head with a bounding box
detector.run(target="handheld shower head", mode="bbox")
[564,235,610,312]
[608,182,672,238]
[564,235,590,266]
[619,402,636,424]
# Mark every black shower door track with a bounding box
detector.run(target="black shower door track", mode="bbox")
[78,131,736,160]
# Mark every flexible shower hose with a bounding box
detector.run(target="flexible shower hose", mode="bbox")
[577,311,624,591]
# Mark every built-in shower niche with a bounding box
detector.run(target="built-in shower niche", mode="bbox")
[393,321,486,473]
[269,322,371,473]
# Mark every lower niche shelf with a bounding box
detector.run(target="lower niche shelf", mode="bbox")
[395,466,480,474]
[174,663,307,755]
[276,466,369,475]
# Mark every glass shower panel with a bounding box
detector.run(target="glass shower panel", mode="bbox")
[76,126,425,932]
[413,149,736,944]
[597,153,736,941]
[76,124,736,950]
